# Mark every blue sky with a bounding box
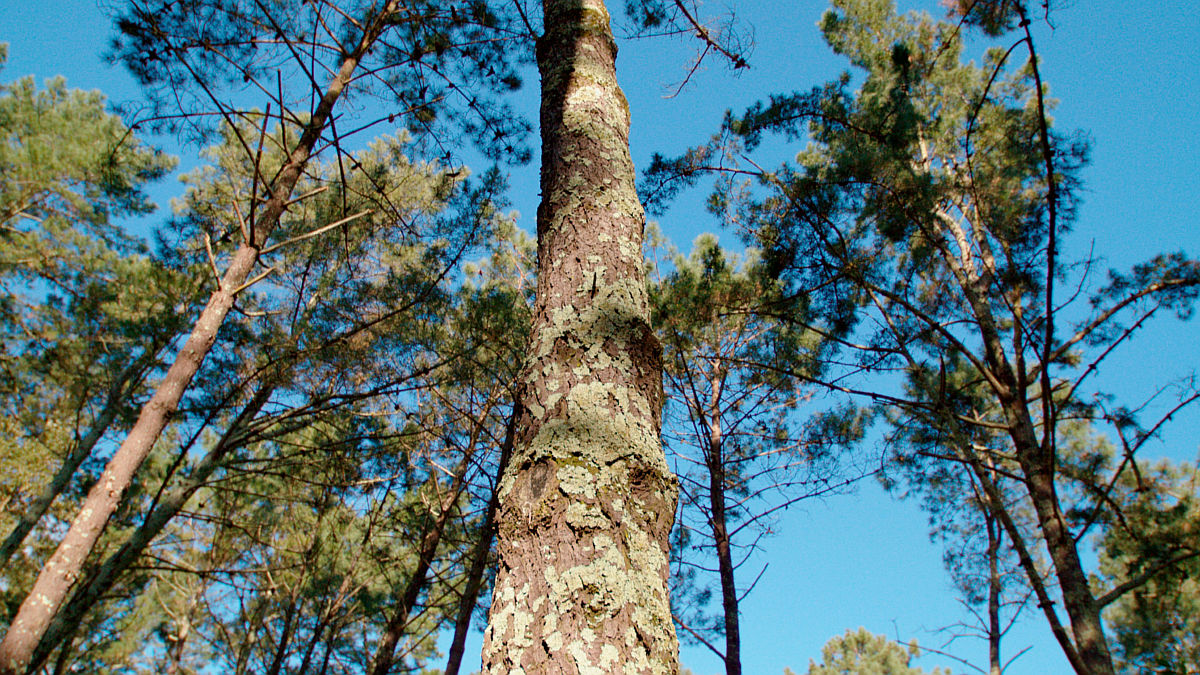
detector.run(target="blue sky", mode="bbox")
[3,0,1199,673]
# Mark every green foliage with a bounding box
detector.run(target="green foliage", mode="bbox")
[806,628,948,675]
[0,52,193,625]
[1098,459,1200,674]
[110,0,532,161]
[4,87,522,668]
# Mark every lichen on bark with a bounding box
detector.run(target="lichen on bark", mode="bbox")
[480,1,679,673]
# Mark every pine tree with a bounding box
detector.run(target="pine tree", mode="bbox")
[806,628,948,675]
[646,1,1200,673]
[480,1,679,672]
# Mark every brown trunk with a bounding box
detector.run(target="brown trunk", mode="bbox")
[705,386,740,675]
[710,455,741,675]
[1020,456,1115,675]
[0,19,387,669]
[164,580,206,675]
[0,246,255,674]
[26,383,274,672]
[265,585,303,675]
[985,511,1002,675]
[1000,399,1113,675]
[480,1,678,673]
[444,407,517,675]
[366,450,474,675]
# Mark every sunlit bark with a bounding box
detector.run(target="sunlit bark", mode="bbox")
[480,1,679,673]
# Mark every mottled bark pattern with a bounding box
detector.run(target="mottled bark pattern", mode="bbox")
[480,1,679,673]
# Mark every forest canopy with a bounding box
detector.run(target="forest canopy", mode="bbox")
[0,1,1197,674]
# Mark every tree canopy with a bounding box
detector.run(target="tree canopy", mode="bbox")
[1,1,1198,674]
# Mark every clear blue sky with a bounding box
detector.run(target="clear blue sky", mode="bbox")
[3,1,1198,673]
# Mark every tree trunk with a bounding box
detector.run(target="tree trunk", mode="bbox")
[444,407,517,675]
[707,417,741,675]
[985,510,1002,675]
[366,448,475,675]
[480,1,679,673]
[1021,458,1115,675]
[1000,400,1114,675]
[0,12,394,669]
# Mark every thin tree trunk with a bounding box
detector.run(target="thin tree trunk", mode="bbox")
[265,505,326,675]
[480,1,678,673]
[986,510,1002,675]
[298,482,394,674]
[264,578,303,675]
[366,447,476,675]
[707,417,741,675]
[444,407,517,675]
[47,622,78,675]
[965,447,1087,674]
[164,581,204,675]
[234,595,269,675]
[0,14,395,670]
[165,611,190,675]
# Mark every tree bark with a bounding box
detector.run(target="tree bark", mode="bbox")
[0,13,393,668]
[1020,455,1115,675]
[480,1,679,673]
[1000,397,1114,675]
[707,415,741,675]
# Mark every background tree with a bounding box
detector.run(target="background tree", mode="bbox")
[1094,456,1200,674]
[651,234,857,675]
[645,0,1200,672]
[883,425,1038,675]
[0,1,533,669]
[8,110,514,673]
[805,628,948,675]
[0,49,186,574]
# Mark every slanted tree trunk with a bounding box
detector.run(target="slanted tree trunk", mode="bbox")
[1019,449,1115,675]
[0,10,401,667]
[26,383,275,672]
[366,425,483,675]
[444,406,517,675]
[480,1,679,673]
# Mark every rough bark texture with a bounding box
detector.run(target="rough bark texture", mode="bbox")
[480,1,679,673]
[0,17,389,670]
